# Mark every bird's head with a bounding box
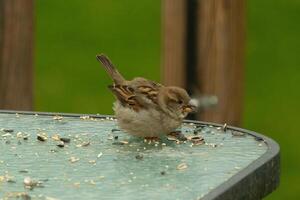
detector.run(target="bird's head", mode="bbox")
[158,86,198,119]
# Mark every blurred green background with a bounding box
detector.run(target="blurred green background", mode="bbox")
[35,0,300,199]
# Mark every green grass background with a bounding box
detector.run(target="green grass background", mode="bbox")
[35,0,300,199]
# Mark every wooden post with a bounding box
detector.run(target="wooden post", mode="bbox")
[161,0,187,88]
[196,0,245,125]
[0,0,34,110]
[162,0,245,126]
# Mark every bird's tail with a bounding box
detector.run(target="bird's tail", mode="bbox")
[96,54,125,85]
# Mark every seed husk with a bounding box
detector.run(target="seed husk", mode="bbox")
[37,134,47,142]
[2,133,12,137]
[188,136,205,145]
[23,177,43,190]
[53,116,63,120]
[97,152,103,158]
[167,131,187,141]
[112,141,128,145]
[56,141,65,148]
[81,141,90,147]
[89,160,96,164]
[222,123,228,131]
[60,137,71,143]
[254,136,264,142]
[4,192,31,200]
[76,141,90,147]
[3,129,14,133]
[51,134,60,141]
[69,156,80,163]
[135,154,143,160]
[232,131,246,137]
[177,163,188,170]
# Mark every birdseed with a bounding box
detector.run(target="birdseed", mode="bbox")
[37,134,47,142]
[177,163,188,170]
[60,137,71,143]
[135,154,143,160]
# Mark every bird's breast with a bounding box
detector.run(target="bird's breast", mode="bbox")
[112,101,181,137]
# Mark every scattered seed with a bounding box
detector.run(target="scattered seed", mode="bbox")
[160,171,166,175]
[69,157,80,163]
[7,179,16,183]
[194,126,203,134]
[255,137,264,142]
[111,128,120,132]
[36,133,48,142]
[3,129,14,133]
[89,160,96,164]
[80,116,90,120]
[3,192,31,200]
[177,163,188,170]
[23,177,42,190]
[107,135,114,140]
[51,134,60,141]
[19,169,29,173]
[222,123,227,131]
[53,115,63,120]
[135,154,143,160]
[112,141,128,145]
[188,136,205,145]
[89,180,96,185]
[76,141,90,147]
[114,136,119,140]
[166,135,178,141]
[56,141,65,148]
[2,133,12,137]
[97,152,103,158]
[73,182,80,187]
[232,131,246,137]
[167,131,187,141]
[60,137,71,143]
[50,149,58,153]
[5,140,11,144]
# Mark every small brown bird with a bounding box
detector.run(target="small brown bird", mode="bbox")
[97,54,197,139]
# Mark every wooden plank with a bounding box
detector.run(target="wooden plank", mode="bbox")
[0,0,34,110]
[161,0,187,88]
[196,0,245,126]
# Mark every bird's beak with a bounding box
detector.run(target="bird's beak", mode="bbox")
[183,99,198,113]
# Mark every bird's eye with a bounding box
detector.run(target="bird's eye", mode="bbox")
[178,100,183,104]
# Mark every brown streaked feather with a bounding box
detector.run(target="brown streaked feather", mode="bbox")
[96,54,125,85]
[108,85,143,111]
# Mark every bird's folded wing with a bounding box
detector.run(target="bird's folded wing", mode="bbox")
[108,83,160,111]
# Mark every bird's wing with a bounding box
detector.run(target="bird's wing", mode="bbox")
[108,79,162,111]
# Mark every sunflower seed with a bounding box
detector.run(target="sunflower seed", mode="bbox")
[177,163,188,170]
[56,141,65,148]
[3,129,14,133]
[60,137,71,143]
[135,154,143,160]
[222,123,227,131]
[37,134,47,142]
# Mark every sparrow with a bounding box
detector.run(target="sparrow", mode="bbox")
[96,54,198,139]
